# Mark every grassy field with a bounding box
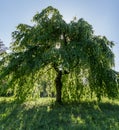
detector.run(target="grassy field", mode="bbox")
[0,97,119,130]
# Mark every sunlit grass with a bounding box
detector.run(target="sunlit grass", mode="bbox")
[0,97,119,130]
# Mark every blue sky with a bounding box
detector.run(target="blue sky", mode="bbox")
[0,0,119,71]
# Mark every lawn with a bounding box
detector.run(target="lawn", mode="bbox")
[0,97,119,130]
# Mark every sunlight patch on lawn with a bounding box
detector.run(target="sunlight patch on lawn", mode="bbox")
[71,114,85,125]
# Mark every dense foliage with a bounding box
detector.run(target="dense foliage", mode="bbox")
[0,6,119,102]
[0,39,9,96]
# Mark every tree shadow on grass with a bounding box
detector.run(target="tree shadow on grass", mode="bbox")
[0,99,119,130]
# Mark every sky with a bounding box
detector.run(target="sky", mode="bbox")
[0,0,119,71]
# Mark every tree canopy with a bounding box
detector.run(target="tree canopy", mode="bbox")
[0,6,119,103]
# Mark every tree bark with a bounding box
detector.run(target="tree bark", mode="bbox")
[55,71,63,104]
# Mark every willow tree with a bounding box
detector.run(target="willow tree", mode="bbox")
[0,6,118,103]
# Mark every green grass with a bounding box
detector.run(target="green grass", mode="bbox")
[0,97,119,130]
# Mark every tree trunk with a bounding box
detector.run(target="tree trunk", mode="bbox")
[55,71,62,104]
